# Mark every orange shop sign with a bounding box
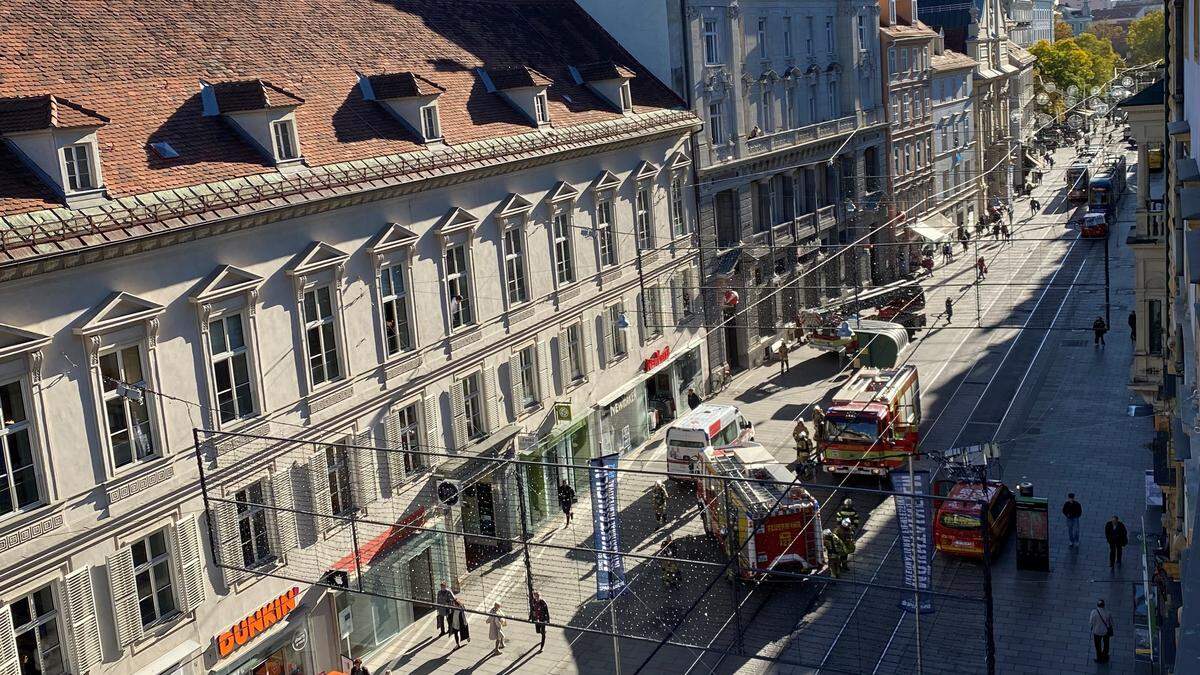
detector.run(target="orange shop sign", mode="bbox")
[216,587,301,659]
[643,346,671,372]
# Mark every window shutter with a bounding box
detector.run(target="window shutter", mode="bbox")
[537,340,551,404]
[382,411,402,489]
[352,431,378,508]
[450,381,467,452]
[508,355,525,415]
[482,365,500,432]
[671,274,684,323]
[62,568,103,673]
[171,514,207,613]
[556,330,571,391]
[270,470,299,558]
[307,449,331,533]
[688,264,701,311]
[581,318,595,375]
[422,393,440,465]
[212,499,246,587]
[600,312,612,367]
[105,546,144,648]
[635,292,646,346]
[0,606,17,675]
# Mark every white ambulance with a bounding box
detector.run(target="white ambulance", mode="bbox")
[665,404,754,480]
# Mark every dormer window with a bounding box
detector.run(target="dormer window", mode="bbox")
[571,61,637,114]
[421,103,441,141]
[479,66,552,128]
[62,144,95,191]
[620,82,633,112]
[271,120,299,161]
[534,92,551,125]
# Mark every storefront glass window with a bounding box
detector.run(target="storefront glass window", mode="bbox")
[600,387,649,456]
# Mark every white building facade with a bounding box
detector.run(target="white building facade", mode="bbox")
[0,1,704,674]
[931,45,982,232]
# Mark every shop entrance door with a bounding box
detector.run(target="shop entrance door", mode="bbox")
[463,483,502,569]
[646,370,676,429]
[407,548,435,620]
[723,307,743,371]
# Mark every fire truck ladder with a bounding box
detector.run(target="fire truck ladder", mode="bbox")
[712,452,778,518]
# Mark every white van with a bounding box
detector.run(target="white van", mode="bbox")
[665,404,755,480]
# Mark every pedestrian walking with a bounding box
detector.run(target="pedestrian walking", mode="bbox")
[942,242,953,263]
[959,229,970,252]
[350,659,370,675]
[1089,599,1114,662]
[1105,516,1128,569]
[558,479,576,526]
[975,256,988,280]
[687,387,701,410]
[1030,198,1041,213]
[486,603,507,653]
[778,340,790,374]
[530,591,551,651]
[1062,493,1082,547]
[1093,316,1108,347]
[1128,310,1136,343]
[992,223,1001,240]
[652,480,668,526]
[449,598,470,647]
[435,582,457,637]
[944,296,953,324]
[1000,222,1011,243]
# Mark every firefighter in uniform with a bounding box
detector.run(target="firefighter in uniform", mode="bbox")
[836,498,861,533]
[661,537,681,588]
[811,406,826,442]
[652,480,668,527]
[823,528,848,577]
[793,423,814,462]
[837,518,857,555]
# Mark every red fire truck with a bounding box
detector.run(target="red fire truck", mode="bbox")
[695,443,824,578]
[817,365,921,476]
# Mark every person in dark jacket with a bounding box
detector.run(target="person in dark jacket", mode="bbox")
[1062,493,1082,547]
[449,598,470,646]
[1105,516,1128,569]
[1093,316,1108,347]
[558,479,576,526]
[349,659,370,675]
[687,387,702,410]
[530,591,551,651]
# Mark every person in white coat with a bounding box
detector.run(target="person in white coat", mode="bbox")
[1089,599,1113,662]
[486,602,507,653]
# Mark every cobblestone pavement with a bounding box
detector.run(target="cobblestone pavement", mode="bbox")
[365,132,1152,674]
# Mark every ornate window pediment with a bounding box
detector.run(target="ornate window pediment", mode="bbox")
[367,222,420,258]
[287,241,349,280]
[667,150,692,171]
[592,170,622,193]
[497,193,535,219]
[190,265,263,305]
[634,161,660,182]
[435,207,481,241]
[0,324,50,363]
[545,180,580,204]
[74,292,164,340]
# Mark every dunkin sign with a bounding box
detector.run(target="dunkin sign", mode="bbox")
[216,587,300,659]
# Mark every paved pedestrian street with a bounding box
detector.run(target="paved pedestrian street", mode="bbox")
[365,135,1155,675]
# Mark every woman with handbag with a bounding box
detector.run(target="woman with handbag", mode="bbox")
[1089,599,1114,662]
[486,602,508,653]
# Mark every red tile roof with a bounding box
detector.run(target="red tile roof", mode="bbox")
[211,79,305,113]
[367,72,445,99]
[0,94,109,134]
[486,65,553,90]
[576,61,637,82]
[0,0,684,217]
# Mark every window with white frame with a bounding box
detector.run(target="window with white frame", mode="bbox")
[888,0,897,24]
[565,323,585,382]
[757,18,768,57]
[759,88,773,132]
[461,372,485,440]
[891,94,900,121]
[901,93,909,122]
[825,18,833,52]
[393,403,424,474]
[99,346,156,469]
[926,138,932,164]
[502,224,529,305]
[619,82,633,112]
[808,83,817,121]
[516,346,538,409]
[893,146,901,174]
[857,14,867,51]
[551,209,576,285]
[708,101,725,145]
[208,314,256,424]
[904,144,912,172]
[608,304,627,358]
[635,186,654,250]
[445,244,474,329]
[302,285,342,386]
[828,81,839,117]
[806,17,814,54]
[915,141,922,167]
[271,120,298,160]
[670,175,687,237]
[900,48,909,74]
[10,585,65,674]
[534,92,550,124]
[131,530,177,627]
[420,104,441,141]
[379,265,414,356]
[597,198,617,267]
[325,443,354,516]
[783,17,793,56]
[888,47,897,77]
[62,144,95,191]
[236,481,273,567]
[783,86,795,130]
[0,379,40,515]
[704,19,721,64]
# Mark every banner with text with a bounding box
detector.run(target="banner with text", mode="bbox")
[890,468,935,613]
[590,453,627,600]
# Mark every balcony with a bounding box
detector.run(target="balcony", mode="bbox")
[745,110,880,157]
[817,204,838,230]
[795,212,818,240]
[772,220,796,247]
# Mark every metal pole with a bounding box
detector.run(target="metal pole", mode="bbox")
[982,499,996,675]
[973,230,983,327]
[611,597,623,675]
[907,453,922,675]
[350,503,364,593]
[512,456,536,610]
[1104,234,1111,327]
[191,428,222,570]
[723,479,746,655]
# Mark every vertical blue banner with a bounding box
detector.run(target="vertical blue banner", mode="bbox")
[890,468,935,614]
[590,453,627,599]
